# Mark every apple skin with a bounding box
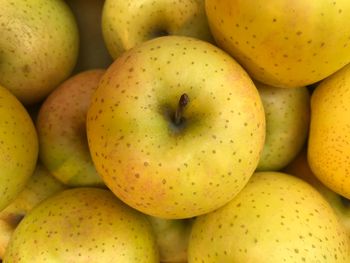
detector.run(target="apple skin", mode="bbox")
[0,0,79,104]
[102,0,214,59]
[205,0,350,88]
[147,216,192,263]
[87,36,266,219]
[284,148,350,236]
[0,85,38,211]
[65,0,113,72]
[308,63,350,199]
[256,82,310,171]
[37,70,105,187]
[0,164,65,259]
[3,187,159,262]
[188,172,350,263]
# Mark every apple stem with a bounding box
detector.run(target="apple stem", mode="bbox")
[174,93,189,125]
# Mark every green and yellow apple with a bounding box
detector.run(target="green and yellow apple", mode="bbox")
[0,85,38,211]
[37,70,105,187]
[188,172,349,263]
[256,82,310,171]
[308,63,350,199]
[148,216,192,263]
[0,164,65,258]
[102,0,214,59]
[0,0,79,104]
[3,187,159,262]
[66,0,113,72]
[284,148,350,235]
[205,0,350,88]
[87,36,265,219]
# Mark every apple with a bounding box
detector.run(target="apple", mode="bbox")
[308,63,350,199]
[0,0,79,105]
[284,148,350,235]
[37,70,105,187]
[87,36,266,219]
[148,216,192,263]
[65,0,113,72]
[102,0,214,59]
[3,187,159,262]
[0,164,65,259]
[188,172,350,263]
[205,0,350,88]
[0,84,38,211]
[256,82,310,171]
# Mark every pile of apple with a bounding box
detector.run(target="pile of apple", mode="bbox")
[1,0,350,262]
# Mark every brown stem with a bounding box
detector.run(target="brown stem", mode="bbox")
[174,93,189,125]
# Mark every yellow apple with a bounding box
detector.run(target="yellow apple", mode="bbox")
[3,188,159,262]
[102,0,214,59]
[148,216,192,263]
[308,63,350,199]
[205,0,350,88]
[0,0,79,104]
[87,36,265,219]
[256,82,310,171]
[0,164,65,259]
[188,172,349,263]
[37,70,105,187]
[0,85,38,211]
[284,148,350,235]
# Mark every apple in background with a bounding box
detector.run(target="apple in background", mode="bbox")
[147,216,192,263]
[65,0,113,72]
[205,0,350,88]
[188,172,349,263]
[102,0,214,59]
[0,164,65,259]
[37,70,105,187]
[0,0,79,105]
[3,188,159,262]
[256,82,310,171]
[308,63,350,199]
[284,148,350,235]
[87,36,266,219]
[0,85,38,211]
